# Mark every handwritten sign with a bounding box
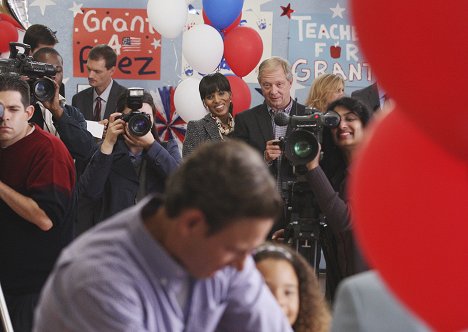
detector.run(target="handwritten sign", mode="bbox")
[73,8,161,80]
[289,12,372,88]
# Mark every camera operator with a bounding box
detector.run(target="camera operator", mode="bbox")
[232,57,306,231]
[0,74,75,331]
[78,90,181,227]
[304,96,372,301]
[30,47,96,173]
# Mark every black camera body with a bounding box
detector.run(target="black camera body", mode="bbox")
[0,43,57,102]
[117,88,152,137]
[274,107,340,166]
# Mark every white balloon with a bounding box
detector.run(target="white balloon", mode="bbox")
[174,77,208,122]
[182,24,224,74]
[147,0,188,39]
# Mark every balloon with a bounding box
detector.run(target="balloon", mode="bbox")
[0,13,23,29]
[349,109,468,332]
[147,0,188,39]
[182,24,224,75]
[225,75,251,115]
[174,77,208,122]
[0,21,18,53]
[202,0,244,30]
[202,10,242,35]
[223,26,263,77]
[351,0,468,160]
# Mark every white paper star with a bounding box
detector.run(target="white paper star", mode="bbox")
[69,2,83,18]
[30,0,56,16]
[151,38,161,50]
[330,3,345,19]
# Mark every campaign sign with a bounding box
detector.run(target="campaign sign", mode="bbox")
[73,8,161,80]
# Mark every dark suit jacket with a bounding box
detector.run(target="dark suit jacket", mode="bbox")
[182,113,222,158]
[71,81,127,120]
[351,82,380,112]
[232,101,306,183]
[78,139,181,227]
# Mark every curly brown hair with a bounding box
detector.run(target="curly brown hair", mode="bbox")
[253,242,331,332]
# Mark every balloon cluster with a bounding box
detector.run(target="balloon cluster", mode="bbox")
[0,13,22,53]
[146,0,260,122]
[348,0,468,331]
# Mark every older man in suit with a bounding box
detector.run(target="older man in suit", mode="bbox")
[232,57,306,231]
[72,44,126,123]
[232,57,306,186]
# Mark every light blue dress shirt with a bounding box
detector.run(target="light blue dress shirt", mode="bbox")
[34,198,292,332]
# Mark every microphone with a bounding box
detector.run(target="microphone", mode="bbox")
[274,111,289,126]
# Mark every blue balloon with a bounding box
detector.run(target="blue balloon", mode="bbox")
[203,0,244,31]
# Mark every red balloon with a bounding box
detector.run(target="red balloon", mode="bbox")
[0,13,23,29]
[223,26,263,77]
[226,75,251,115]
[349,109,468,332]
[351,0,468,160]
[0,21,19,53]
[202,11,241,35]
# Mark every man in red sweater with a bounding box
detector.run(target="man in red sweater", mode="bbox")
[0,74,76,332]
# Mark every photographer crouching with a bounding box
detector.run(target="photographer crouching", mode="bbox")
[78,88,181,226]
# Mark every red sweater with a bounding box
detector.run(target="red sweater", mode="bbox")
[0,124,76,295]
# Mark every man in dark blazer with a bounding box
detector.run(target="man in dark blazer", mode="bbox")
[72,44,127,122]
[351,82,381,112]
[233,56,306,188]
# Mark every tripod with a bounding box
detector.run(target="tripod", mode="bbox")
[282,178,323,274]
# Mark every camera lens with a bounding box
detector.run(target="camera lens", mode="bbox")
[284,130,319,165]
[128,113,151,136]
[33,78,55,102]
[293,140,314,158]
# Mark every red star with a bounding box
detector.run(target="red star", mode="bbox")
[280,3,295,19]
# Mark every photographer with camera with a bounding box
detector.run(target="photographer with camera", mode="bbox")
[78,89,181,226]
[304,96,372,301]
[0,74,75,331]
[30,47,95,170]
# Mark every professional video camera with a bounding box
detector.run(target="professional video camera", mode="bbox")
[274,107,340,167]
[117,87,152,137]
[0,42,57,102]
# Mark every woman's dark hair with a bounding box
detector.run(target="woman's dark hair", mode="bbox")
[23,24,58,52]
[327,96,371,127]
[253,242,331,332]
[321,96,372,178]
[199,73,233,114]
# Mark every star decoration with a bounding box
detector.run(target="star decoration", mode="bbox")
[330,3,346,19]
[30,0,56,16]
[280,3,294,19]
[69,2,83,18]
[151,38,161,50]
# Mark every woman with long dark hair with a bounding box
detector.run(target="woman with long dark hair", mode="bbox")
[306,96,372,301]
